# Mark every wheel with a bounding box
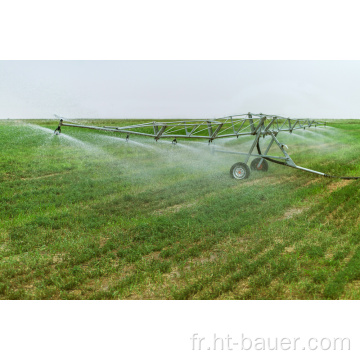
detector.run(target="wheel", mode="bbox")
[250,158,268,172]
[230,162,250,180]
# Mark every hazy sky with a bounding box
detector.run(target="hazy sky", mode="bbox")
[1,61,360,119]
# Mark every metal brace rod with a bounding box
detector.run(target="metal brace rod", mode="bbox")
[189,124,202,136]
[184,121,189,135]
[207,121,213,137]
[279,119,288,130]
[153,121,159,135]
[231,118,247,134]
[253,116,266,135]
[236,120,249,135]
[155,125,168,141]
[263,117,276,133]
[213,148,287,160]
[248,114,255,134]
[211,123,223,140]
[258,133,331,177]
[257,136,276,167]
[244,130,262,164]
[291,119,300,132]
[269,131,296,167]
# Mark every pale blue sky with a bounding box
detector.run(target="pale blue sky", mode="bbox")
[1,61,360,119]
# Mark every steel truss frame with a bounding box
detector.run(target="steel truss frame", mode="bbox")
[55,113,359,180]
[57,113,324,141]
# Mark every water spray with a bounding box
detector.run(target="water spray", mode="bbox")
[53,113,360,180]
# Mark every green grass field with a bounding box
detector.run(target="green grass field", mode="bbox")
[1,119,360,300]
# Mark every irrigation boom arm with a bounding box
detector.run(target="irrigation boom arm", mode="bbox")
[57,113,325,141]
[55,113,360,180]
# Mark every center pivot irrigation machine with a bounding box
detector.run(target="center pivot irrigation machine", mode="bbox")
[54,113,360,180]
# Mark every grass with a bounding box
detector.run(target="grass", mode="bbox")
[1,119,360,299]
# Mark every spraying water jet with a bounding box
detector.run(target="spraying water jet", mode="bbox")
[52,113,360,180]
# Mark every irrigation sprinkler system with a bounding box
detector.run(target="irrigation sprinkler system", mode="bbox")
[54,113,360,180]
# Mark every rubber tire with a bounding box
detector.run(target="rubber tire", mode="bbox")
[230,162,251,180]
[250,158,269,172]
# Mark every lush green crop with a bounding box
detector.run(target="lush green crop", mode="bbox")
[1,119,360,299]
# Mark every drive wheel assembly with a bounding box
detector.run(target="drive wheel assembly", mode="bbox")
[230,162,250,180]
[250,158,269,172]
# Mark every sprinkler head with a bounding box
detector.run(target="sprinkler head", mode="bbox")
[54,118,63,134]
[54,124,62,135]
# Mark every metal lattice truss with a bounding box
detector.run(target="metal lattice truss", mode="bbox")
[57,113,325,142]
[54,113,359,180]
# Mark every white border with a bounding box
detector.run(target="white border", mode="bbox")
[1,1,359,359]
[0,301,359,359]
[1,0,360,60]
